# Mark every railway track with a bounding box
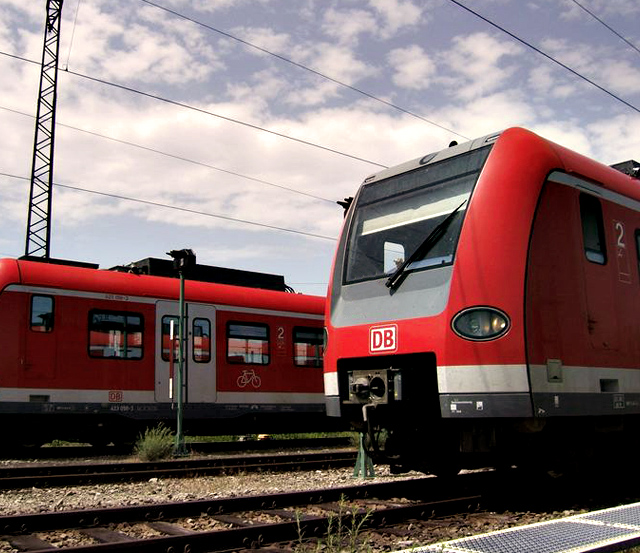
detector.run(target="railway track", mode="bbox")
[4,437,353,460]
[0,475,485,552]
[0,450,357,489]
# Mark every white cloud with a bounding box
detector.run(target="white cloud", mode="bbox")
[285,81,343,107]
[388,45,436,90]
[65,1,223,85]
[231,26,292,56]
[540,38,640,99]
[527,65,577,99]
[441,91,536,138]
[586,114,640,165]
[368,0,423,38]
[321,8,377,45]
[440,32,523,100]
[291,42,377,86]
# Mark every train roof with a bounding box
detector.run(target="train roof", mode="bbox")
[20,255,288,292]
[360,127,640,201]
[361,131,502,185]
[0,258,324,316]
[109,257,288,292]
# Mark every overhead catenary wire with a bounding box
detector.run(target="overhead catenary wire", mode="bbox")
[138,0,470,141]
[64,0,83,70]
[568,0,640,56]
[0,172,338,242]
[447,0,640,115]
[0,105,337,205]
[0,50,388,170]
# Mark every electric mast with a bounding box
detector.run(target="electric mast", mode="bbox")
[25,0,64,258]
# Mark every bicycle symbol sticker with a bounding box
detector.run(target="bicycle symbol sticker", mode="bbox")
[237,369,262,388]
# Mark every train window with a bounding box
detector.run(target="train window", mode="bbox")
[161,316,179,362]
[89,310,143,359]
[193,318,211,363]
[580,193,607,264]
[30,295,54,333]
[293,327,323,367]
[344,146,492,284]
[227,322,269,365]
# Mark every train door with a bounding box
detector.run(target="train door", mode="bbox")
[579,194,619,351]
[23,294,57,383]
[155,301,217,403]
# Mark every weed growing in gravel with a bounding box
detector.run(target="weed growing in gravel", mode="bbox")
[294,495,373,552]
[134,424,176,461]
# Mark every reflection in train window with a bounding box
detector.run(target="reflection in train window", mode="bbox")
[193,318,211,363]
[30,295,54,333]
[89,310,143,359]
[227,322,269,365]
[293,327,323,367]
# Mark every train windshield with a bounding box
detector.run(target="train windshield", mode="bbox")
[344,146,492,284]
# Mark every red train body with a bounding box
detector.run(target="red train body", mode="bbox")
[324,128,640,474]
[0,257,334,445]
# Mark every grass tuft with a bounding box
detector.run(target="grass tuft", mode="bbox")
[134,424,176,461]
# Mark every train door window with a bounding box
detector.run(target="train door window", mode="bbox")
[89,310,143,359]
[579,193,607,264]
[161,315,179,362]
[293,327,323,367]
[227,322,269,365]
[193,318,211,363]
[30,295,54,332]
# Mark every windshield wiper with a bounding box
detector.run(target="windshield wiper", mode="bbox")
[385,200,468,292]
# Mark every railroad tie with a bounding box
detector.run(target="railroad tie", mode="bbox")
[6,535,56,551]
[146,521,196,535]
[80,528,134,543]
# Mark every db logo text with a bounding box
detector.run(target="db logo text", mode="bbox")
[369,325,398,353]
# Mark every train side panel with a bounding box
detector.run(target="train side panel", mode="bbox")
[526,176,640,417]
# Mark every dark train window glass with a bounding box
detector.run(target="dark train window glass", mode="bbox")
[161,315,179,362]
[30,295,54,333]
[89,310,143,359]
[580,193,607,264]
[344,146,492,284]
[227,322,269,365]
[293,327,324,368]
[193,318,211,363]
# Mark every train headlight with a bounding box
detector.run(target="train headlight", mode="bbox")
[452,307,510,341]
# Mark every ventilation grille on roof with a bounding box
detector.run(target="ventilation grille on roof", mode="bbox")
[610,159,640,178]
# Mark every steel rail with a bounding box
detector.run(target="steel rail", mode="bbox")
[0,450,357,489]
[1,476,489,552]
[4,437,353,460]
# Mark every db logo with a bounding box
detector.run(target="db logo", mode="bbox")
[108,390,123,403]
[369,325,398,353]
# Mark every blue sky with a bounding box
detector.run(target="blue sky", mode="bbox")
[1,0,639,295]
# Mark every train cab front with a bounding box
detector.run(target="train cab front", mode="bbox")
[324,137,500,475]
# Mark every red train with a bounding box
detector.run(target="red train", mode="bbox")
[0,256,335,446]
[324,127,640,475]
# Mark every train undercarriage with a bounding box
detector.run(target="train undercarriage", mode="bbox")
[348,407,639,477]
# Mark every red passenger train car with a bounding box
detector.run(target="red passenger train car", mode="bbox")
[0,256,332,445]
[324,127,640,475]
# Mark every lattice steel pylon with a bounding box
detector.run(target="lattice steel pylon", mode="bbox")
[25,0,64,258]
